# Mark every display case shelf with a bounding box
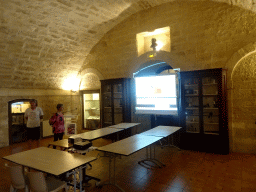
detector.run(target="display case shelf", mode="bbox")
[203,94,218,96]
[185,84,198,86]
[186,121,200,124]
[203,83,218,86]
[204,132,219,135]
[187,131,199,133]
[185,94,199,97]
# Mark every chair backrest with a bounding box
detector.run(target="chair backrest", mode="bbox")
[9,165,26,189]
[27,172,48,192]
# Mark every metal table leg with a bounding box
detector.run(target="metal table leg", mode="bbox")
[160,132,181,150]
[66,166,84,192]
[100,152,125,192]
[138,145,165,169]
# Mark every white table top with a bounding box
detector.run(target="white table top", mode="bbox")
[108,123,141,129]
[69,127,123,141]
[140,125,182,137]
[3,147,96,176]
[97,134,163,156]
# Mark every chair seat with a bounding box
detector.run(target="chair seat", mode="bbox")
[27,172,68,192]
[46,176,67,192]
[11,183,26,189]
[6,164,29,192]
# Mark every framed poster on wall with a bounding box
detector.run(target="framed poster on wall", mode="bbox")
[66,123,77,135]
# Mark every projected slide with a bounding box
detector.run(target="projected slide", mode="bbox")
[135,75,178,115]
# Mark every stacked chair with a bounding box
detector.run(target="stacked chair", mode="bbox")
[27,171,68,192]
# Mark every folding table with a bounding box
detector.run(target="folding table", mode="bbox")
[108,122,141,134]
[47,139,72,150]
[3,147,96,192]
[139,125,182,168]
[97,134,162,191]
[67,127,126,186]
[69,127,124,141]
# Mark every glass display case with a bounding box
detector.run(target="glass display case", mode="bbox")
[83,92,100,129]
[202,76,219,135]
[8,100,31,144]
[184,77,200,133]
[100,78,131,128]
[181,68,228,154]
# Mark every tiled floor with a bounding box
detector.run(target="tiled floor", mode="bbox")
[1,136,256,192]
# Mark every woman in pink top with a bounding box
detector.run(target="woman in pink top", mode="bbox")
[49,104,65,146]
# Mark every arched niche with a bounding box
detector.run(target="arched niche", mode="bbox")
[130,51,181,132]
[78,68,104,90]
[230,51,256,153]
[129,50,194,77]
[133,60,173,77]
[78,68,103,130]
[224,42,256,153]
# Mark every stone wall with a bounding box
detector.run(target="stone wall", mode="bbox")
[81,2,256,153]
[2,1,256,152]
[231,52,256,153]
[0,89,81,148]
[84,2,256,79]
[1,0,256,91]
[0,67,102,148]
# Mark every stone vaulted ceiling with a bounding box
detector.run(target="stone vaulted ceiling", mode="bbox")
[0,0,255,90]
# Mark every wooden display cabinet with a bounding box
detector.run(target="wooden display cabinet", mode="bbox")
[180,68,228,154]
[8,99,31,145]
[100,78,131,128]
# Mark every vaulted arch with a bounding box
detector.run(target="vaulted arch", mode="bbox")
[1,0,256,89]
[226,42,256,153]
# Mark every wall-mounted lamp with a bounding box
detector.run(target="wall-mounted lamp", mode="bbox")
[62,76,80,92]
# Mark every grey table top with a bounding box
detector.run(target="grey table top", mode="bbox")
[69,127,123,141]
[140,125,182,137]
[3,147,96,176]
[97,134,163,156]
[108,123,141,129]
